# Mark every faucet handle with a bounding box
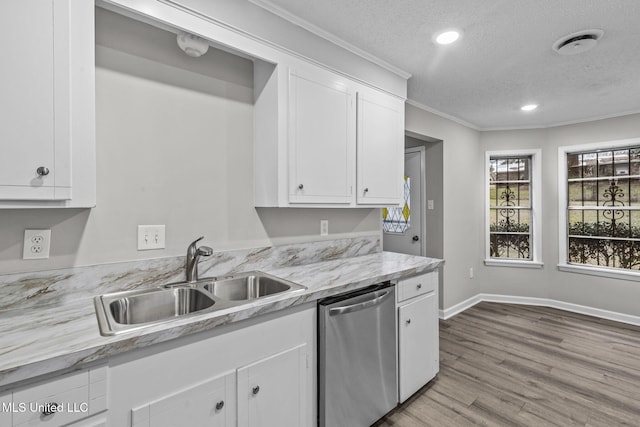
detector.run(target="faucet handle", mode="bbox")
[197,246,213,257]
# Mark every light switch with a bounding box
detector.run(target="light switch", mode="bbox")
[137,225,166,250]
[427,200,434,210]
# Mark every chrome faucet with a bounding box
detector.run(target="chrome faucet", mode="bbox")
[185,236,213,283]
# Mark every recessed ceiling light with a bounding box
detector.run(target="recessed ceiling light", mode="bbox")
[435,30,460,45]
[521,104,538,112]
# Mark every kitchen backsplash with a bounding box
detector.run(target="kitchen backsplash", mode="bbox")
[0,235,381,312]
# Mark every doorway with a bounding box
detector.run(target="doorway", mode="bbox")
[383,147,425,256]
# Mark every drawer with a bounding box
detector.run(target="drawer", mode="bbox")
[10,366,108,427]
[397,271,437,303]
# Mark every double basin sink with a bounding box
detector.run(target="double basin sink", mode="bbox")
[94,271,305,336]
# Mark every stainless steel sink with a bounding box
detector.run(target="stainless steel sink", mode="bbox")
[94,271,305,336]
[205,271,302,301]
[108,287,215,325]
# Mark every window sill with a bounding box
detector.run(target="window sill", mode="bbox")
[484,259,544,269]
[558,263,640,281]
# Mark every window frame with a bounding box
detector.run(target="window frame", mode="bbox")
[559,137,640,281]
[485,149,543,268]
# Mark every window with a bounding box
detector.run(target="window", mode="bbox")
[382,175,410,233]
[561,139,640,277]
[485,150,542,267]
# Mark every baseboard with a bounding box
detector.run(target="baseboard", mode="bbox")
[440,293,640,326]
[439,294,483,320]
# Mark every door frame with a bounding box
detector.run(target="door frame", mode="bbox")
[383,146,427,256]
[406,146,427,257]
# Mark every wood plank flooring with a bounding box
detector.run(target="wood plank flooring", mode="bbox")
[374,302,640,427]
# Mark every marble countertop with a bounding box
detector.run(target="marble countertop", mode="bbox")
[0,251,442,388]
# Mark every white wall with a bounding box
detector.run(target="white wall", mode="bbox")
[0,9,380,275]
[405,103,483,309]
[480,113,640,317]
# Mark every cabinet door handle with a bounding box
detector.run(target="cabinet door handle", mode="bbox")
[417,283,422,290]
[364,187,369,193]
[37,166,50,176]
[298,184,304,190]
[215,400,225,411]
[252,385,260,395]
[406,319,411,325]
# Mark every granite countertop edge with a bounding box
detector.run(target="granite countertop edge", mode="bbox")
[0,252,443,389]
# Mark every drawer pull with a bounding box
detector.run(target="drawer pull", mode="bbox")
[417,283,422,289]
[41,402,59,417]
[406,319,411,325]
[215,400,225,411]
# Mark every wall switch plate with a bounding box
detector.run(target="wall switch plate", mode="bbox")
[427,200,434,210]
[137,225,166,250]
[23,229,51,259]
[320,220,329,236]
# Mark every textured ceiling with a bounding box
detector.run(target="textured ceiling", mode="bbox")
[255,0,640,129]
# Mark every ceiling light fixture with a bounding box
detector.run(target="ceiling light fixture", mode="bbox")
[435,30,460,45]
[521,104,538,112]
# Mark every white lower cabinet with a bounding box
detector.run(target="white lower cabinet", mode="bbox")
[106,304,315,427]
[0,366,108,427]
[396,272,439,403]
[237,345,307,427]
[131,372,235,427]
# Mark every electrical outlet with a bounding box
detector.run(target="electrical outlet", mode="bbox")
[23,229,51,259]
[137,225,166,250]
[320,220,329,236]
[428,200,434,210]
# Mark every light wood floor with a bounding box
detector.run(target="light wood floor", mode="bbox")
[374,302,640,427]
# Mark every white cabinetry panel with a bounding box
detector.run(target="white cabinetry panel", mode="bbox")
[356,88,404,205]
[237,344,307,427]
[131,372,235,427]
[0,0,95,207]
[288,68,354,204]
[0,0,68,200]
[398,292,439,402]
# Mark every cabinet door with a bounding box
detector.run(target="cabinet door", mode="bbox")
[237,344,307,427]
[288,67,354,204]
[131,371,235,427]
[398,292,439,402]
[0,0,72,200]
[356,88,404,205]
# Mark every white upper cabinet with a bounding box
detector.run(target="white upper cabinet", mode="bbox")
[356,87,404,205]
[288,67,355,204]
[0,0,95,208]
[254,62,404,208]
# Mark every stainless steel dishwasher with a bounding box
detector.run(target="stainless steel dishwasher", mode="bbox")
[318,282,397,427]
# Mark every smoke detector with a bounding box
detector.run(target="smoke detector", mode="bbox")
[177,32,209,57]
[553,29,604,55]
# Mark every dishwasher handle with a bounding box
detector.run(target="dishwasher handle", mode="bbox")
[328,290,393,316]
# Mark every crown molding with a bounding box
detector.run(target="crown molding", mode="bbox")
[406,99,480,131]
[249,0,411,80]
